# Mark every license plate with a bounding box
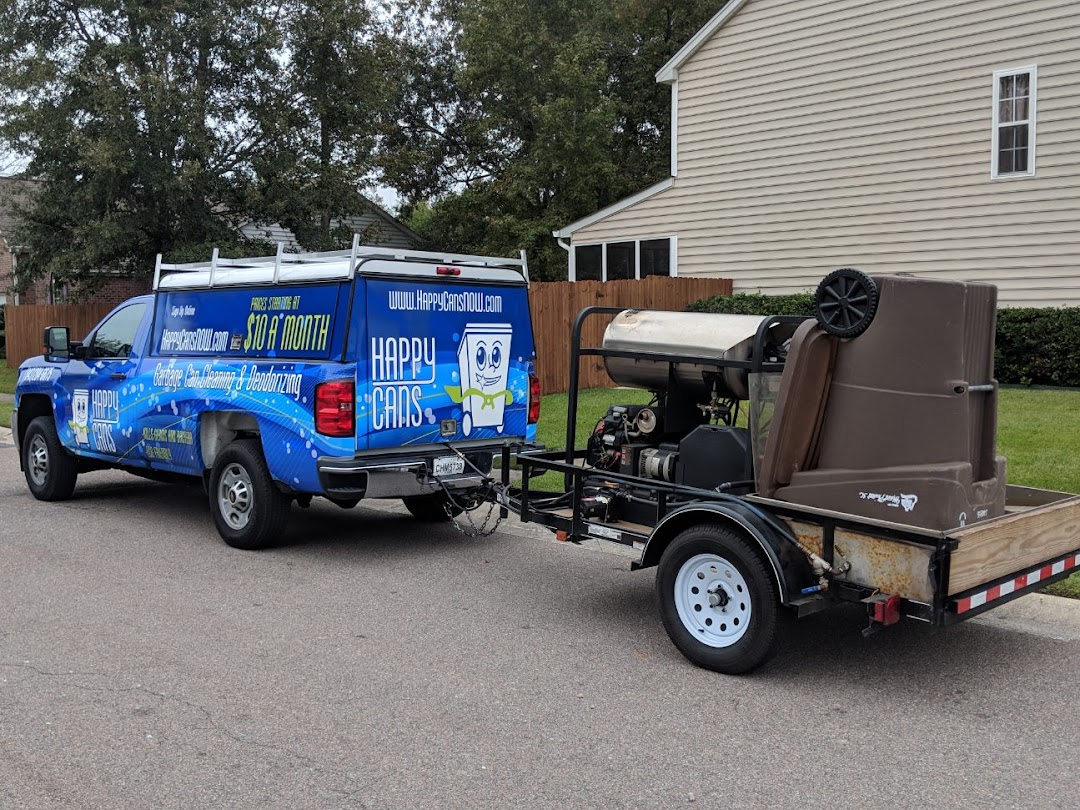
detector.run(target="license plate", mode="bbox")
[433,456,466,477]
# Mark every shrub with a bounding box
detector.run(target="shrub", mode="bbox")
[995,308,1080,387]
[687,292,814,317]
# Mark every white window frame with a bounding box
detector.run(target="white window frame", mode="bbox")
[571,236,677,281]
[991,65,1037,180]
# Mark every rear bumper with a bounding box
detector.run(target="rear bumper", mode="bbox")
[317,442,499,501]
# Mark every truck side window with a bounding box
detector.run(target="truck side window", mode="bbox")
[89,303,147,359]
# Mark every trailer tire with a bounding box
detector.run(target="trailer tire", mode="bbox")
[209,439,290,550]
[22,416,78,501]
[402,493,464,522]
[656,523,781,674]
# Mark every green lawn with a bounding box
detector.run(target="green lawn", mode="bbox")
[0,366,17,395]
[1,366,14,431]
[997,388,1080,597]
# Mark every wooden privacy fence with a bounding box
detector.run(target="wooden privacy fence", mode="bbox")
[529,276,733,395]
[4,279,735,392]
[5,304,116,368]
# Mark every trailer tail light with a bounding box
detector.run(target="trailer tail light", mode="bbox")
[436,266,461,276]
[528,372,541,424]
[315,380,355,437]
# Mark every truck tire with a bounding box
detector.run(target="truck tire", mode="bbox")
[656,523,781,674]
[209,439,290,550]
[22,415,78,501]
[401,493,464,522]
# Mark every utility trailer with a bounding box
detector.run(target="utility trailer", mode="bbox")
[505,270,1080,674]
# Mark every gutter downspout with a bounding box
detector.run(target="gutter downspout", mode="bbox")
[556,237,574,281]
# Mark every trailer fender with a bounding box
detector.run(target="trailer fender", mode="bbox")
[634,502,810,605]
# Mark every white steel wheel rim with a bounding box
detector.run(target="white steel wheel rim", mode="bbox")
[28,435,49,486]
[218,463,254,530]
[673,553,752,648]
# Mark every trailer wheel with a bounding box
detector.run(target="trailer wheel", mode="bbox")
[22,416,78,501]
[402,493,465,522]
[814,267,878,338]
[656,524,781,674]
[209,439,290,550]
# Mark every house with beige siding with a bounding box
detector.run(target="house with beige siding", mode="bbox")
[554,0,1080,307]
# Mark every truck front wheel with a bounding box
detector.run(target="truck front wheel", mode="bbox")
[22,416,78,501]
[209,439,290,550]
[656,524,782,674]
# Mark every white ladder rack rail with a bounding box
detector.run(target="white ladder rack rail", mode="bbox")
[153,235,530,290]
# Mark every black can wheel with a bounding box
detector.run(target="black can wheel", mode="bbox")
[656,523,782,674]
[209,439,290,550]
[22,415,78,501]
[814,268,879,338]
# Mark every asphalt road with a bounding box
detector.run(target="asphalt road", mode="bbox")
[1,442,1078,809]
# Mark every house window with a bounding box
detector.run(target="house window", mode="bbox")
[992,66,1037,179]
[606,242,635,280]
[640,239,671,278]
[573,237,673,281]
[575,245,602,280]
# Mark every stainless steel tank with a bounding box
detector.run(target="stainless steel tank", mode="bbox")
[602,310,796,400]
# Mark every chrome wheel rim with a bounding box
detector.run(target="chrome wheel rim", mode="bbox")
[28,435,49,487]
[674,553,752,648]
[218,463,253,530]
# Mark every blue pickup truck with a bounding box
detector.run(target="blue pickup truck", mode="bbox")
[13,242,539,549]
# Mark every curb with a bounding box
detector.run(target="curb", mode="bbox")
[0,426,13,446]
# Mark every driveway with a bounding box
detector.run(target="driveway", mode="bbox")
[1,446,1077,808]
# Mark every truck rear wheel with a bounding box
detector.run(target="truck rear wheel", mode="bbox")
[656,523,781,674]
[209,439,290,550]
[22,416,78,501]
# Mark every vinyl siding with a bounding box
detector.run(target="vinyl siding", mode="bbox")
[570,0,1080,307]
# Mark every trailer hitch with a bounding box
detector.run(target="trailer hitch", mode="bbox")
[421,444,512,538]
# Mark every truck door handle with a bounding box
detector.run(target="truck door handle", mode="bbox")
[110,372,127,380]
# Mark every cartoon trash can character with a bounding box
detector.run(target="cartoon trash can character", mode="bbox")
[456,323,513,436]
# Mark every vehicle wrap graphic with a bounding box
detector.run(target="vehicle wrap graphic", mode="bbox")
[152,284,346,360]
[361,280,536,449]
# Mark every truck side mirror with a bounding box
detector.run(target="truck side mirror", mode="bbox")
[43,326,70,362]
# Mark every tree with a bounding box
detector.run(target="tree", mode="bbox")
[249,0,397,251]
[0,0,281,292]
[383,0,720,279]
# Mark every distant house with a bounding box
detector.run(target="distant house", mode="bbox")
[239,196,420,253]
[0,176,42,305]
[554,0,1080,307]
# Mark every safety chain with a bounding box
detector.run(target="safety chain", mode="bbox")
[437,477,505,538]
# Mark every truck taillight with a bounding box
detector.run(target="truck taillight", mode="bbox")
[315,380,355,437]
[528,373,541,424]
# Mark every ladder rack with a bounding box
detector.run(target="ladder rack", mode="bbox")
[153,234,530,290]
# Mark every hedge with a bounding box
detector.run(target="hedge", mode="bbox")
[996,308,1080,387]
[688,293,1080,388]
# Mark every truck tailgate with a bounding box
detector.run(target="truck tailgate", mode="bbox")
[948,485,1080,601]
